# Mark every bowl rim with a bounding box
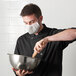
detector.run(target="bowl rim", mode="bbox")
[7,53,41,60]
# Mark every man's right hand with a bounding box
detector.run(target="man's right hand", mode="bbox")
[12,68,33,76]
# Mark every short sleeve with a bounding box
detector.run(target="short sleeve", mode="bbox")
[14,38,20,54]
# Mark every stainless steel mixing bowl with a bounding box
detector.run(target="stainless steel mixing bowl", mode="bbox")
[8,54,41,71]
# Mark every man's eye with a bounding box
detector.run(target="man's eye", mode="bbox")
[24,22,27,25]
[25,23,27,25]
[30,21,34,24]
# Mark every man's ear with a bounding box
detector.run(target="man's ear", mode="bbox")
[39,16,43,22]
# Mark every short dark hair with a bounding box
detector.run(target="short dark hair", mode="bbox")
[20,3,42,18]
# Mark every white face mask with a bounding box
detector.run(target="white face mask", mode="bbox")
[25,22,40,34]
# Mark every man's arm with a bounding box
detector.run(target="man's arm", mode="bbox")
[33,28,76,54]
[47,28,76,42]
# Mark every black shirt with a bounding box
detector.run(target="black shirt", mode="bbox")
[14,24,76,76]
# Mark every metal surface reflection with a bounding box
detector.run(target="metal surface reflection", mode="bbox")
[8,54,41,71]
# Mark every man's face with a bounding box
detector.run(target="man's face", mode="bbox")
[22,14,42,25]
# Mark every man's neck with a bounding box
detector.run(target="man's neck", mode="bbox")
[35,24,43,35]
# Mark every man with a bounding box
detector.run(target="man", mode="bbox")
[13,3,76,76]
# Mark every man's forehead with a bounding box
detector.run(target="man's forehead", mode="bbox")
[22,14,37,22]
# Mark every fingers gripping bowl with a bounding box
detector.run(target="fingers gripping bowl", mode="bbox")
[8,54,41,71]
